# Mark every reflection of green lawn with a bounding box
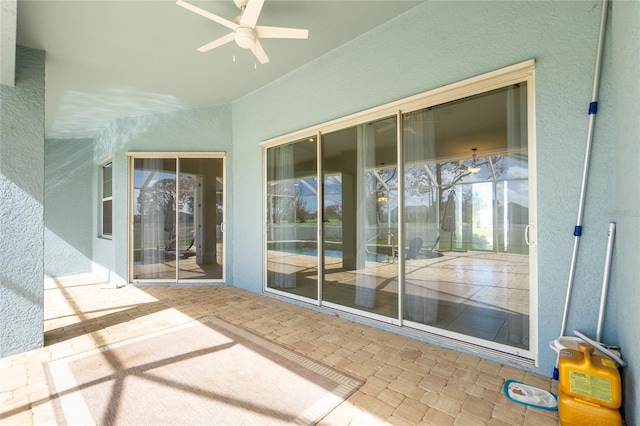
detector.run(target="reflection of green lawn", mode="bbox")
[132,222,222,249]
[271,222,528,255]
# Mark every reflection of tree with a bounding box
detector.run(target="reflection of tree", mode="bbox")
[373,168,397,224]
[295,187,312,222]
[324,203,342,221]
[137,176,196,217]
[216,196,224,225]
[408,155,506,210]
[269,183,293,224]
[179,177,196,213]
[461,188,474,224]
[138,179,175,217]
[269,182,314,223]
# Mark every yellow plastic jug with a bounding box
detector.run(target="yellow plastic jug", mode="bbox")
[558,343,622,426]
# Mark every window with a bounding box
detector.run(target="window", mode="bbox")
[101,160,113,237]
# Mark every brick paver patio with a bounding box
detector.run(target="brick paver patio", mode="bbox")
[0,274,558,425]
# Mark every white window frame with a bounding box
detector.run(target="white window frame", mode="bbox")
[100,159,113,239]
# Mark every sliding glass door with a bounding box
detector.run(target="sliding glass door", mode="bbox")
[402,84,530,350]
[130,154,224,283]
[263,63,535,358]
[322,119,399,319]
[265,138,318,300]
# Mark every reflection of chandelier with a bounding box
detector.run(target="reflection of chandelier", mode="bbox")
[468,148,481,173]
[377,195,388,203]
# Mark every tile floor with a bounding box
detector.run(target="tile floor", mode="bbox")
[0,274,558,425]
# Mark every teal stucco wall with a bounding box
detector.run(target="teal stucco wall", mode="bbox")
[0,46,45,357]
[610,1,640,424]
[44,138,94,277]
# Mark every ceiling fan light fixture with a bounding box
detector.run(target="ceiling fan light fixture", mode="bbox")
[235,27,256,49]
[468,148,480,173]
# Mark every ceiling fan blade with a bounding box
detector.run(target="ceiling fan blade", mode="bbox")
[255,26,309,39]
[176,0,238,31]
[252,40,270,64]
[197,32,235,52]
[240,0,264,28]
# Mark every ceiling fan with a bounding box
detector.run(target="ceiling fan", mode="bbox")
[176,0,309,64]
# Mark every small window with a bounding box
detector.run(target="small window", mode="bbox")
[101,161,113,237]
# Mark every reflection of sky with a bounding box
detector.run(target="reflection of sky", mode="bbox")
[506,181,529,207]
[134,170,175,188]
[506,165,528,179]
[323,176,341,209]
[405,194,434,207]
[436,155,528,185]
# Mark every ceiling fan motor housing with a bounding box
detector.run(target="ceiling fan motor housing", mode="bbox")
[233,0,249,10]
[235,27,256,49]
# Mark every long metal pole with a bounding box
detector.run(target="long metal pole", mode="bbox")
[555,0,609,379]
[596,222,616,342]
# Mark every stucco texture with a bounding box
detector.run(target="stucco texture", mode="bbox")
[44,138,94,277]
[0,46,45,357]
[610,1,640,424]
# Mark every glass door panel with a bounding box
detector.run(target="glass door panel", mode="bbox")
[266,138,318,300]
[177,158,224,280]
[132,155,224,282]
[132,158,177,280]
[402,84,530,350]
[322,118,398,318]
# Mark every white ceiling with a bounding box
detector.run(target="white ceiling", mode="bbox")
[16,0,422,139]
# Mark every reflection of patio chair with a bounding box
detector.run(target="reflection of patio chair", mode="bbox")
[407,237,423,260]
[163,201,196,259]
[365,232,395,263]
[165,235,195,257]
[395,236,441,260]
